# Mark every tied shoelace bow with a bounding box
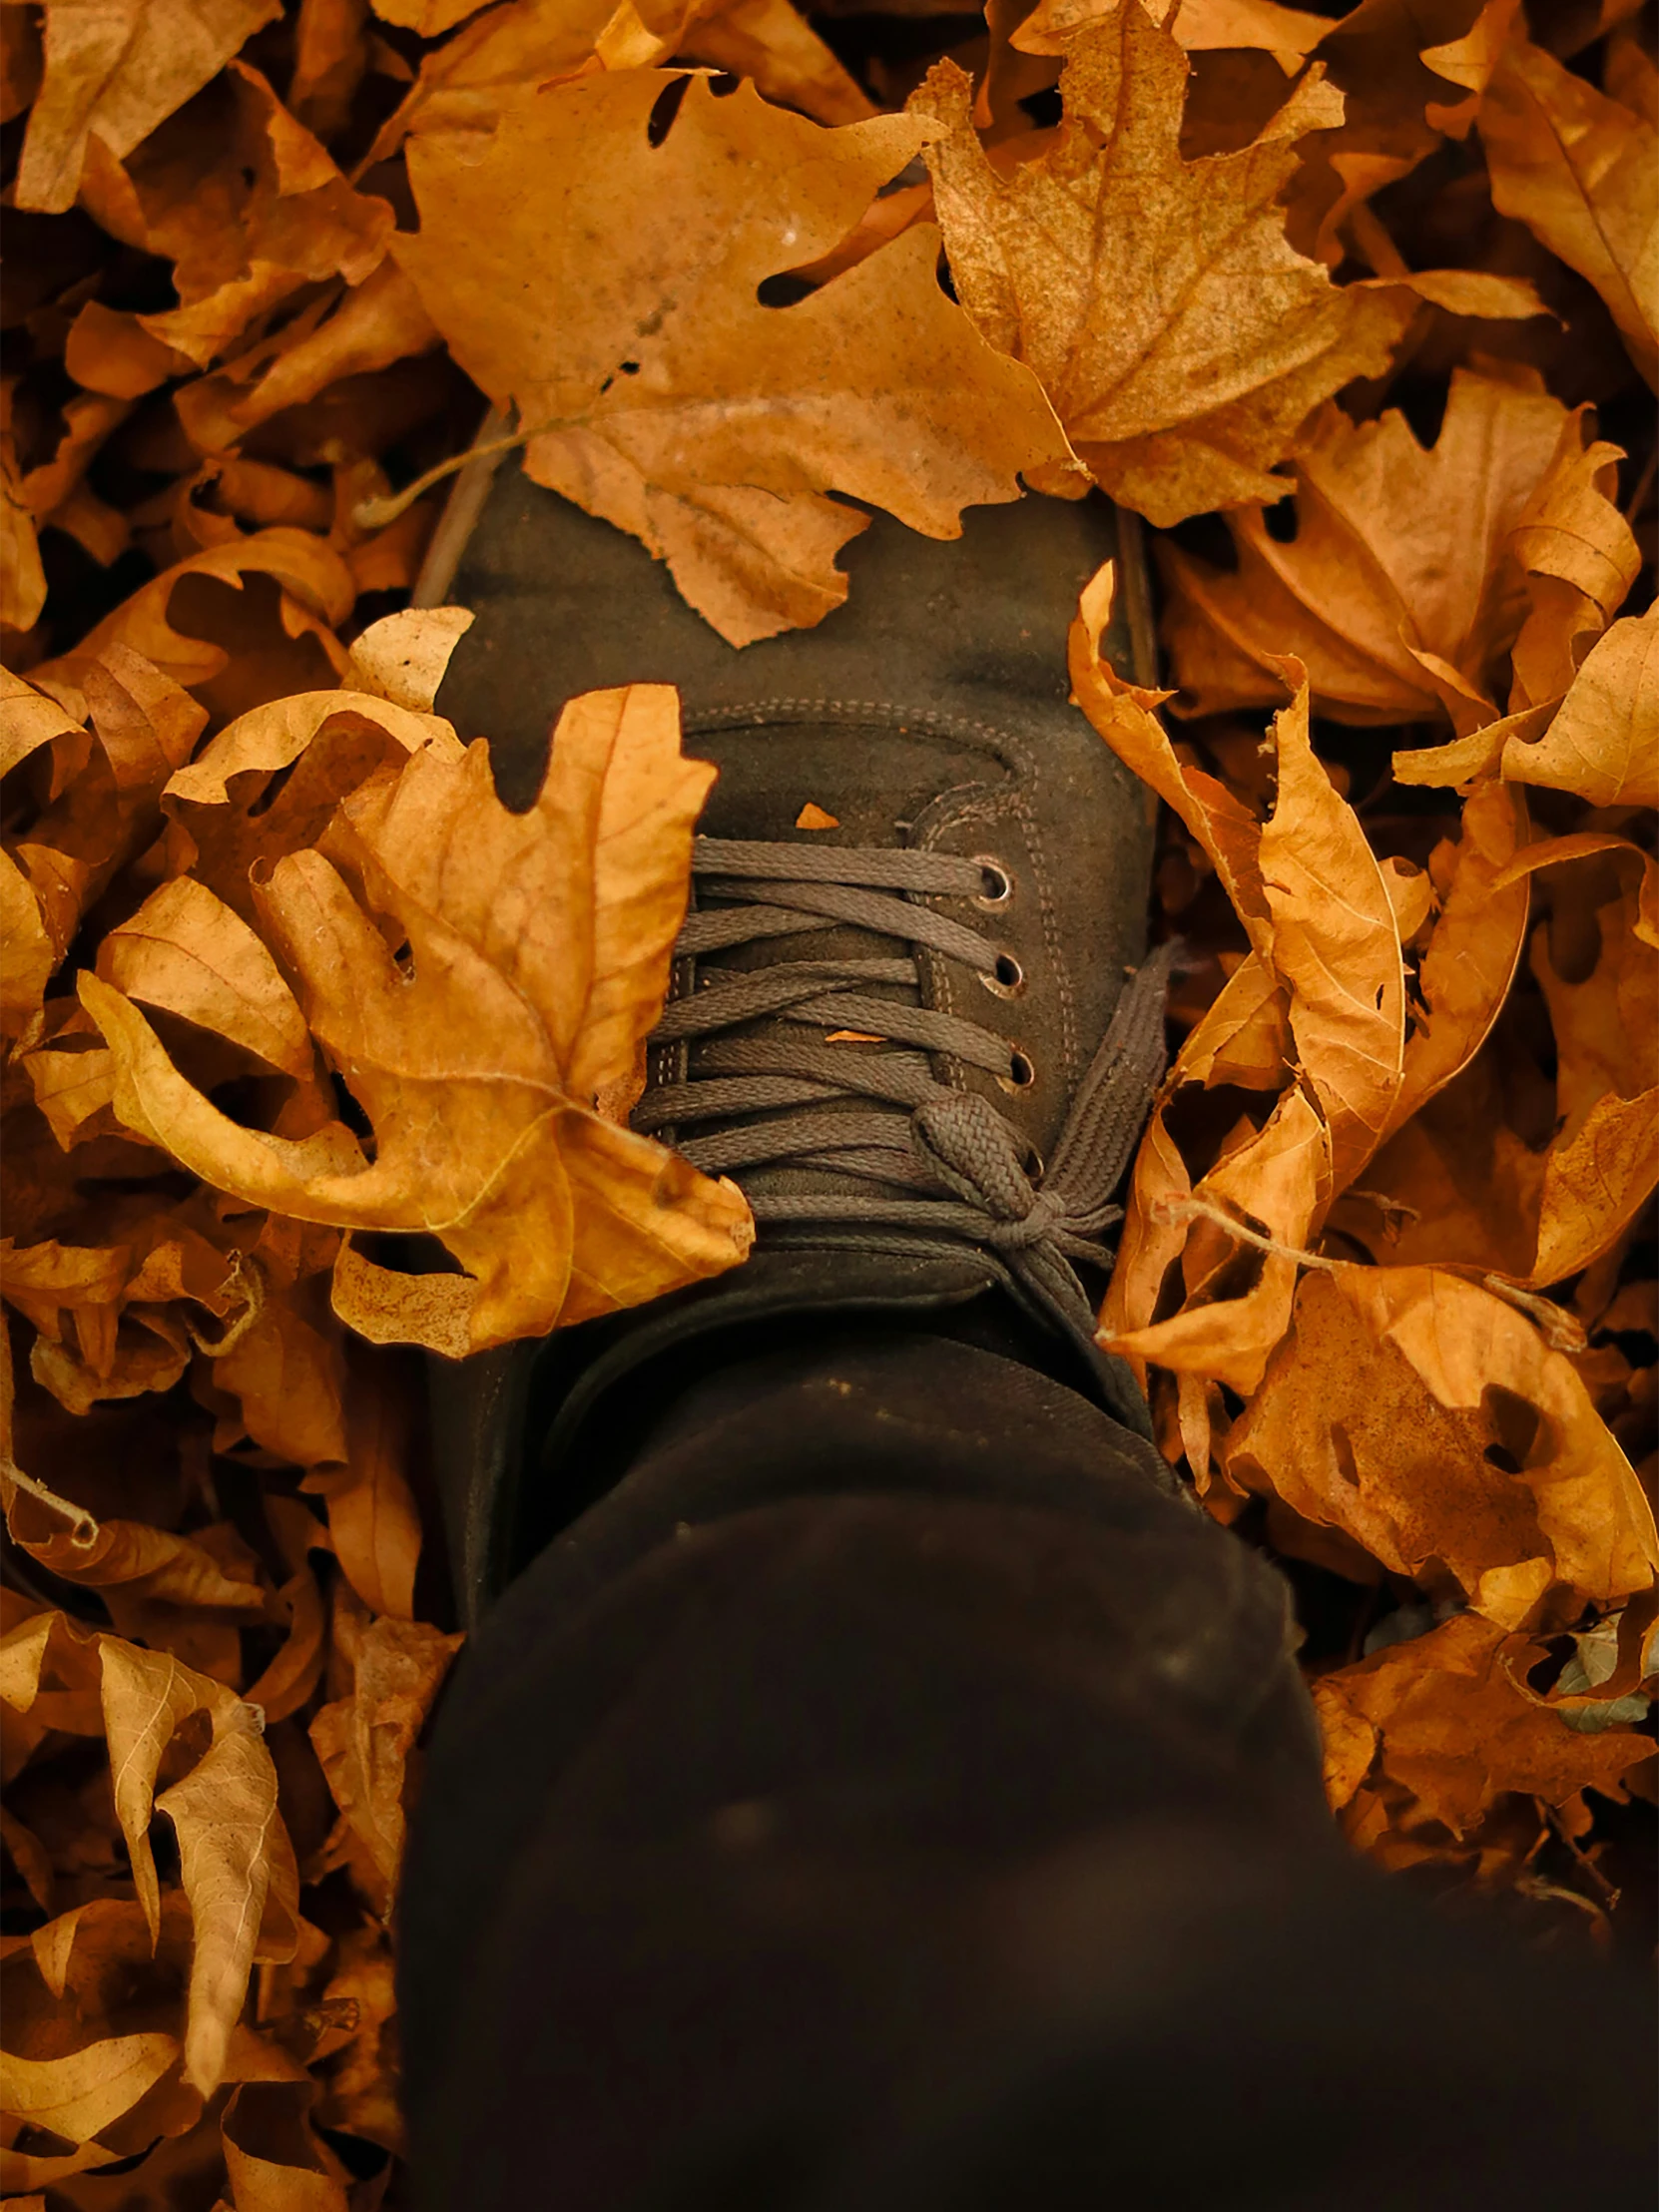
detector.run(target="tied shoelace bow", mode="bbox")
[634,836,1176,1345]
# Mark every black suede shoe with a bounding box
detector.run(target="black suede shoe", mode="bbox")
[419,455,1170,1622]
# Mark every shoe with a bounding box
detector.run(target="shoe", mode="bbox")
[418,456,1169,1624]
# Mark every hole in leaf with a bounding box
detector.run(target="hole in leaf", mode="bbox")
[647,75,691,147]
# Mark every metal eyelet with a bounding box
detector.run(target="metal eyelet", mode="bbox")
[979,952,1025,999]
[1001,1048,1037,1092]
[972,856,1013,908]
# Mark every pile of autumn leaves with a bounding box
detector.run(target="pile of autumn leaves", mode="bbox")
[2,0,1657,2200]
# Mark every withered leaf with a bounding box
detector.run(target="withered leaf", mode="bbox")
[83,685,754,1352]
[396,68,1070,644]
[1314,1609,1654,1839]
[98,1636,297,2094]
[309,1613,462,1909]
[1162,367,1572,728]
[14,0,280,215]
[1501,606,1659,810]
[912,5,1416,524]
[1478,28,1658,388]
[1227,1265,1659,1628]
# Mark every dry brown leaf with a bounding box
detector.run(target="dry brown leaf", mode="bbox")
[396,68,1071,644]
[72,62,394,374]
[1162,367,1572,729]
[1314,1609,1653,1839]
[309,1613,462,1910]
[97,877,314,1078]
[301,1350,422,1619]
[81,686,753,1350]
[221,2078,351,2211]
[1073,569,1404,1191]
[13,0,280,215]
[912,6,1419,524]
[1227,1265,1659,1628]
[1501,605,1658,810]
[30,530,354,718]
[1478,28,1659,388]
[98,1636,297,2093]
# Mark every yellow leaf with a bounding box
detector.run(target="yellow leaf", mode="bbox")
[395,69,1072,644]
[912,7,1415,524]
[1478,30,1659,388]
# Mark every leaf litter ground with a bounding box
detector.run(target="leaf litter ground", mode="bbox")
[1,0,1655,2200]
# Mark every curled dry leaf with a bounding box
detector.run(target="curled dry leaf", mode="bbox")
[912,5,1416,525]
[309,1613,463,1912]
[98,1637,298,2094]
[1478,27,1659,388]
[81,684,754,1352]
[13,0,280,215]
[1227,1266,1659,1629]
[1073,566,1404,1195]
[1162,367,1575,729]
[1501,606,1659,811]
[395,68,1071,645]
[1314,1610,1654,1840]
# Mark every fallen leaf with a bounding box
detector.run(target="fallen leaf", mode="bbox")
[1227,1265,1659,1627]
[1501,606,1659,810]
[1313,1609,1653,1837]
[1162,367,1571,728]
[14,0,280,215]
[396,68,1072,643]
[913,7,1416,524]
[309,1613,462,1909]
[82,686,754,1349]
[1478,28,1659,387]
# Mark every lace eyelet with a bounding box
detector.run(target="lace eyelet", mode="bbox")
[1001,1048,1037,1092]
[979,952,1024,999]
[972,856,1013,908]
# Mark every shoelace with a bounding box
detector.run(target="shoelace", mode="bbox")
[635,836,1174,1346]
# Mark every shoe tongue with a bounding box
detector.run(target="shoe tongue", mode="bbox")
[686,709,986,849]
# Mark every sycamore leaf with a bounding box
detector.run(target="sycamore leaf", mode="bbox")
[1227,1266,1659,1627]
[1478,29,1659,388]
[13,0,280,214]
[1162,367,1571,728]
[1501,607,1659,810]
[912,6,1416,526]
[1313,1610,1654,1838]
[299,1350,421,1620]
[395,68,1072,646]
[82,686,754,1351]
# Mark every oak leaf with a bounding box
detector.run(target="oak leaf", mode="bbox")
[1162,366,1574,728]
[395,67,1071,644]
[82,685,754,1352]
[912,5,1417,525]
[1478,28,1659,388]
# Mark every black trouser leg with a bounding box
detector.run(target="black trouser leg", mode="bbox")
[398,1334,1656,2211]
